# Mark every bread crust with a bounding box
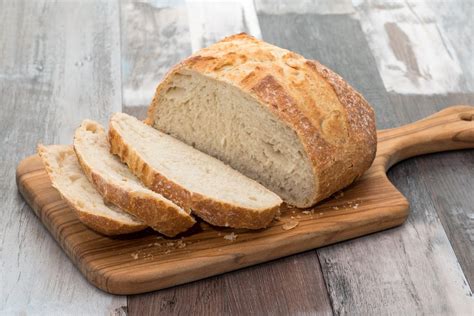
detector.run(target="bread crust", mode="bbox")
[74,121,196,237]
[73,206,146,236]
[37,145,147,236]
[147,33,377,207]
[108,121,279,229]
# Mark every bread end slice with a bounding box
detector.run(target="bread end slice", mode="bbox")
[74,120,196,237]
[37,144,146,235]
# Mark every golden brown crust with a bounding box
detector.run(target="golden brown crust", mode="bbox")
[147,33,377,207]
[306,60,377,199]
[72,206,146,236]
[108,123,278,229]
[37,145,146,236]
[73,123,196,237]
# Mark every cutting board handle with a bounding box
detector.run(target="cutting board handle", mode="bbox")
[377,105,474,171]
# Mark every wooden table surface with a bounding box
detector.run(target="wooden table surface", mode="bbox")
[1,0,473,315]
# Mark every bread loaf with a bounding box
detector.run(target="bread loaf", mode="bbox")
[147,33,376,207]
[38,145,146,235]
[74,120,196,237]
[109,112,282,229]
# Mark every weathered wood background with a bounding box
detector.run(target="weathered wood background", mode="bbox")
[1,0,473,314]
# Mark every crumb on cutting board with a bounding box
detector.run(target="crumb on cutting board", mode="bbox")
[282,220,299,230]
[333,191,344,199]
[224,232,237,241]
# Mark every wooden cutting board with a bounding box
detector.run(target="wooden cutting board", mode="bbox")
[16,106,474,295]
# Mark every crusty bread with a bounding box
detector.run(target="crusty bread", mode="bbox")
[37,145,146,235]
[147,33,377,207]
[74,120,196,237]
[109,112,282,229]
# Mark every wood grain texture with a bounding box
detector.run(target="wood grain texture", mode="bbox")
[387,93,474,287]
[128,252,332,316]
[260,13,474,314]
[0,1,125,314]
[16,106,474,297]
[186,0,261,52]
[120,1,191,108]
[353,0,473,94]
[256,0,354,15]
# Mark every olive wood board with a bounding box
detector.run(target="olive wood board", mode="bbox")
[16,106,474,295]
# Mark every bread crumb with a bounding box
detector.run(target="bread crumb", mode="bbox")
[177,240,186,248]
[282,220,299,230]
[353,203,359,209]
[145,253,153,259]
[274,209,281,221]
[333,206,339,210]
[302,211,311,215]
[131,253,138,260]
[334,191,344,199]
[154,242,161,247]
[224,232,237,241]
[319,212,323,215]
[166,242,175,247]
[296,215,301,219]
[164,249,171,254]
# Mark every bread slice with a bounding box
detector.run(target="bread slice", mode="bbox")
[73,120,196,237]
[108,112,282,229]
[37,145,146,235]
[146,33,377,207]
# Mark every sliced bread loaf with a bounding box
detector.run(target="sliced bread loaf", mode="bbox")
[74,120,196,237]
[37,145,146,235]
[108,112,282,229]
[146,33,377,208]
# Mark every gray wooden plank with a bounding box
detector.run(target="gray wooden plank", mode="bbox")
[353,0,473,94]
[0,1,125,314]
[186,0,261,51]
[387,93,474,287]
[128,252,333,316]
[255,0,354,15]
[120,1,192,109]
[427,0,474,93]
[259,12,473,314]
